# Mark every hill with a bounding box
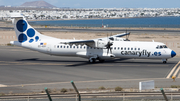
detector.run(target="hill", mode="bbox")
[20,0,56,8]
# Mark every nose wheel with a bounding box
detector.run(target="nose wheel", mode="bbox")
[162,59,167,64]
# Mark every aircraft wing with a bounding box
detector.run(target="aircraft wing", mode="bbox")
[100,32,130,40]
[61,40,95,47]
[108,32,130,37]
[60,32,130,47]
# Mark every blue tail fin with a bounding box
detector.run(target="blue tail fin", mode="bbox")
[11,13,43,44]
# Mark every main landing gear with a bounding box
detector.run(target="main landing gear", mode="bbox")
[89,58,96,63]
[162,59,167,64]
[88,57,105,63]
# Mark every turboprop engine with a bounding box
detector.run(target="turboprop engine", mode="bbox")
[94,39,113,54]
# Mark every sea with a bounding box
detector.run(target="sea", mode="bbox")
[29,16,180,28]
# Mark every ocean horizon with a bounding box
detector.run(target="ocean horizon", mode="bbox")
[29,16,180,28]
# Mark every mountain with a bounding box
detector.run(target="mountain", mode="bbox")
[20,0,56,8]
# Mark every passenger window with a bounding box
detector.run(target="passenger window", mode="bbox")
[138,48,140,50]
[160,46,163,49]
[131,48,133,50]
[70,46,72,48]
[118,47,119,50]
[67,46,69,48]
[64,46,65,48]
[57,45,59,48]
[135,48,136,50]
[61,46,62,48]
[73,46,75,48]
[84,46,86,49]
[124,48,126,50]
[114,47,116,50]
[128,48,129,50]
[121,47,123,50]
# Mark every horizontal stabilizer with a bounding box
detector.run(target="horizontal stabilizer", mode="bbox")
[10,13,24,18]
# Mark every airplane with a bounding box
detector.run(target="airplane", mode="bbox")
[10,13,176,63]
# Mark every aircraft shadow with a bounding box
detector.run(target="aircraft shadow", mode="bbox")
[16,58,175,67]
[16,58,129,67]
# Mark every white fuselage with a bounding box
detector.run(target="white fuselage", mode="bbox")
[12,38,173,60]
[10,15,176,63]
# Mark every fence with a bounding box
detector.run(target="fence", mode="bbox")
[0,91,180,101]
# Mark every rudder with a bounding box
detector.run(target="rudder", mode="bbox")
[11,13,42,44]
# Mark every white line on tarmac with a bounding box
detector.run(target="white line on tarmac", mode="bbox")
[166,61,180,78]
[0,84,7,87]
[173,65,180,77]
[178,73,180,78]
[1,78,168,88]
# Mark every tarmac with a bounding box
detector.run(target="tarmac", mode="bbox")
[0,46,179,93]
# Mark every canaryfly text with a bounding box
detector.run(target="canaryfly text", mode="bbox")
[121,50,151,57]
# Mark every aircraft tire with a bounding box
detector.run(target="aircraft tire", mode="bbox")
[89,58,96,63]
[99,60,105,63]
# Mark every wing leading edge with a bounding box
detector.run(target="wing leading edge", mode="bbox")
[60,32,130,48]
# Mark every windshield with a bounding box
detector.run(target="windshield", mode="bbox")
[156,45,168,49]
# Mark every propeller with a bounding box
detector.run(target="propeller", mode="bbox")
[125,29,130,41]
[106,41,113,54]
[105,33,113,54]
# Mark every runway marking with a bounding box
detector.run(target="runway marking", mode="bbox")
[0,61,71,66]
[173,65,180,78]
[178,73,180,78]
[93,64,141,67]
[166,61,180,78]
[0,84,7,87]
[147,65,168,66]
[24,63,42,65]
[7,62,20,64]
[43,63,72,65]
[0,64,9,65]
[0,78,168,88]
[119,65,140,66]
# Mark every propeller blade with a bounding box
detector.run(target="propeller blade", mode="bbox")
[107,48,109,54]
[110,47,112,54]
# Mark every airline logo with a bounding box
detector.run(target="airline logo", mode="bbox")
[38,43,47,47]
[121,50,151,57]
[16,20,39,43]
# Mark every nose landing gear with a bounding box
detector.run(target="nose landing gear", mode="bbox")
[162,59,167,64]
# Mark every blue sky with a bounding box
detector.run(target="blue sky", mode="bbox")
[0,0,180,8]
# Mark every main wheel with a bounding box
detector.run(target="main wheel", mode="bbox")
[92,58,96,63]
[89,59,93,63]
[89,58,96,63]
[99,59,105,63]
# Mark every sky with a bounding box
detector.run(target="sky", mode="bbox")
[0,0,180,8]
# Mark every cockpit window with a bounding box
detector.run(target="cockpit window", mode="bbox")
[156,45,168,49]
[163,45,167,48]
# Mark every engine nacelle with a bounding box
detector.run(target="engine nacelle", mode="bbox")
[94,39,108,48]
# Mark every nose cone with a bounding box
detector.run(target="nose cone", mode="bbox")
[171,50,176,57]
